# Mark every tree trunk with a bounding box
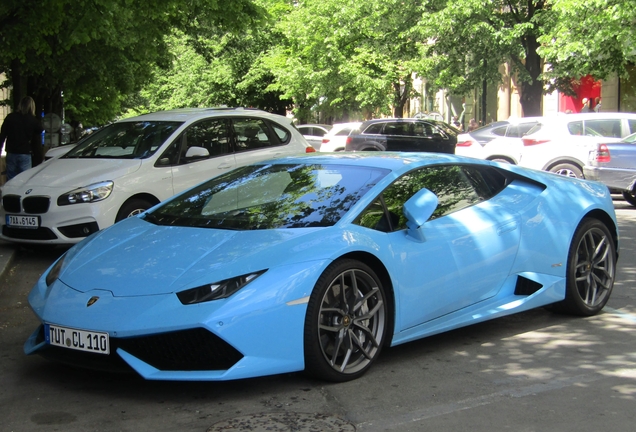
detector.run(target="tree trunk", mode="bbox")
[518,34,543,117]
[392,76,412,118]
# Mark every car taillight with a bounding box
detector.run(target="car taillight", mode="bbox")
[596,144,611,163]
[322,138,331,143]
[456,140,474,147]
[306,146,316,153]
[522,138,550,146]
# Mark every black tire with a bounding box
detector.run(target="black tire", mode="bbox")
[304,259,388,382]
[622,190,636,207]
[551,218,616,316]
[549,163,583,178]
[115,198,153,222]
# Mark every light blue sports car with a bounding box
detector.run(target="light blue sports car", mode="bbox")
[24,153,619,382]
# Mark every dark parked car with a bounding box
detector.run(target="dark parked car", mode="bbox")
[584,132,636,206]
[345,118,457,154]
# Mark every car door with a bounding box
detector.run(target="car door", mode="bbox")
[382,122,415,151]
[410,121,452,153]
[167,117,236,195]
[358,165,520,330]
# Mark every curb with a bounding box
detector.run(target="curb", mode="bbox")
[0,240,17,280]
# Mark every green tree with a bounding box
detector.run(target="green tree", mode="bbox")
[266,0,424,121]
[538,0,636,86]
[124,1,292,117]
[0,0,262,125]
[417,0,554,117]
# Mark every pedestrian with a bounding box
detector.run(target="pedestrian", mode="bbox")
[467,118,479,132]
[594,97,602,113]
[580,98,591,113]
[0,96,43,181]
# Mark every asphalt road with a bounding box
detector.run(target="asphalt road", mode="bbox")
[1,201,635,432]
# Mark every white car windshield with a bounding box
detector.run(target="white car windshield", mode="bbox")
[63,121,182,159]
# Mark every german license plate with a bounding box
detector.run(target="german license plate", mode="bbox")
[6,214,40,229]
[45,324,110,355]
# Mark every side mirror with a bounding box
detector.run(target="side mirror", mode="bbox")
[185,146,210,159]
[403,188,438,242]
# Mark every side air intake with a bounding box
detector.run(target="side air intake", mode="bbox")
[514,275,543,296]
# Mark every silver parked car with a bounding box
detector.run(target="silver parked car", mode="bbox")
[584,132,636,206]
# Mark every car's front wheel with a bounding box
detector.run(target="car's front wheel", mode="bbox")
[552,218,616,316]
[549,163,583,178]
[304,259,388,382]
[115,198,154,222]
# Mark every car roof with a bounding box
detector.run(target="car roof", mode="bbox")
[260,151,474,173]
[118,107,292,124]
[538,112,636,123]
[298,123,332,129]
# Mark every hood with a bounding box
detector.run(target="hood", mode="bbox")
[6,158,142,189]
[58,217,326,296]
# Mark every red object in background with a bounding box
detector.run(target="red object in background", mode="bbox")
[559,75,602,113]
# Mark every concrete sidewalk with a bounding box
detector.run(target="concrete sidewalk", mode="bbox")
[0,239,17,280]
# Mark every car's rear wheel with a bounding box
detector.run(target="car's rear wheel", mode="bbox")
[552,218,616,316]
[549,163,583,178]
[115,198,153,222]
[622,190,636,207]
[304,259,387,382]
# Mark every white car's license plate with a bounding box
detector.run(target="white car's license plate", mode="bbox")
[45,324,110,355]
[6,214,40,229]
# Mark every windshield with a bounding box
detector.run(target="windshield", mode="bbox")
[64,121,182,159]
[144,163,389,230]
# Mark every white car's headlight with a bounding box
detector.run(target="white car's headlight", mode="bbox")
[57,181,114,206]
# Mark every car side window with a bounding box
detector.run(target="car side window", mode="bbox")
[363,123,385,134]
[312,127,328,137]
[232,118,280,152]
[567,121,584,135]
[584,119,622,138]
[271,122,291,143]
[507,123,536,138]
[383,123,409,136]
[356,165,488,232]
[629,119,636,135]
[157,119,230,166]
[411,122,434,138]
[184,119,230,160]
[492,126,508,136]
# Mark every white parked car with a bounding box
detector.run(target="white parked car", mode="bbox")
[319,122,362,152]
[518,112,636,178]
[1,108,314,244]
[296,124,332,150]
[455,117,541,163]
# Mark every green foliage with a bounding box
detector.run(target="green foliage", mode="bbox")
[0,0,263,125]
[265,0,424,120]
[123,0,292,117]
[417,0,555,116]
[539,0,636,84]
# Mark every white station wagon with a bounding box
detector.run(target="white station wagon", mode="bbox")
[1,107,314,244]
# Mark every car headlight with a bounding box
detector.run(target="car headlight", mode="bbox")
[45,253,67,286]
[57,181,114,206]
[177,270,266,305]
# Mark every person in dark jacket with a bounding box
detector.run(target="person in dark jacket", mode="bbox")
[0,96,43,181]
